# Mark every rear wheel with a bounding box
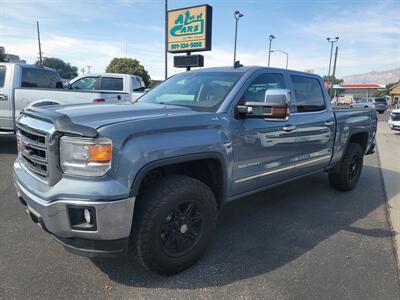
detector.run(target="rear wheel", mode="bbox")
[131,175,218,275]
[329,143,364,191]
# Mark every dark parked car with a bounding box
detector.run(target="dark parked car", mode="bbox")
[372,97,388,113]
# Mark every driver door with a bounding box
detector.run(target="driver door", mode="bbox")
[230,71,298,196]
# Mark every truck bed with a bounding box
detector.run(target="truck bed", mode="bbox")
[330,107,377,165]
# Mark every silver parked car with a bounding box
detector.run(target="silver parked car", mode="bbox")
[349,98,374,109]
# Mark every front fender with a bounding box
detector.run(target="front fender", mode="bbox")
[98,116,234,199]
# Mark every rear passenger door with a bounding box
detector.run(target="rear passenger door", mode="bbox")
[288,75,335,175]
[98,77,126,102]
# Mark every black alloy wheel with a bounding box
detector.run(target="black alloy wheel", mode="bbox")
[131,175,218,275]
[160,201,203,257]
[347,154,361,182]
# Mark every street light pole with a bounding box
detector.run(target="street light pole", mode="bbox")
[330,46,339,98]
[233,10,244,65]
[271,50,288,69]
[268,34,275,67]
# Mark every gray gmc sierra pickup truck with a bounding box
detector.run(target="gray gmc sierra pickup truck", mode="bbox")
[13,66,377,275]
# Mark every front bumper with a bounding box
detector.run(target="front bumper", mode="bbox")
[388,121,400,131]
[14,160,135,256]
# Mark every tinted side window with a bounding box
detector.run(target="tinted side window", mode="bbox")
[243,73,285,102]
[100,77,123,91]
[70,77,98,90]
[291,75,326,112]
[0,66,5,88]
[21,68,63,89]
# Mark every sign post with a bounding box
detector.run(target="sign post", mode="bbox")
[167,4,212,70]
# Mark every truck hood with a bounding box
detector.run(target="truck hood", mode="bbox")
[46,102,199,129]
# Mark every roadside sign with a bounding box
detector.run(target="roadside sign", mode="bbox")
[174,55,204,68]
[167,4,212,53]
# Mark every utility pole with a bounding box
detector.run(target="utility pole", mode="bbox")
[36,21,43,66]
[326,36,339,90]
[80,68,85,74]
[331,46,338,98]
[125,41,128,58]
[268,34,275,67]
[86,65,92,73]
[165,0,168,80]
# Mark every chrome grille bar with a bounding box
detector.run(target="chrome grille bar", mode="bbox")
[17,127,48,178]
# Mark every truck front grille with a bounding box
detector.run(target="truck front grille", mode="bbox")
[17,127,48,178]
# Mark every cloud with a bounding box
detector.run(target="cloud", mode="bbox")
[2,0,399,80]
[294,0,400,75]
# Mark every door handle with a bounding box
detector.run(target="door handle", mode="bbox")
[324,121,335,126]
[0,94,8,101]
[117,95,121,100]
[283,125,296,132]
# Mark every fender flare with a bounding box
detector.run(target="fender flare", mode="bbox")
[129,152,228,203]
[29,99,61,108]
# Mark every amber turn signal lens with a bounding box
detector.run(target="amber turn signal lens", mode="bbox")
[88,144,112,162]
[271,107,289,116]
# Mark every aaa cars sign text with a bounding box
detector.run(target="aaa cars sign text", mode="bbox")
[167,5,212,53]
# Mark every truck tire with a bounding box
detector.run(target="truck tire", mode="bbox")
[328,143,364,191]
[131,175,218,275]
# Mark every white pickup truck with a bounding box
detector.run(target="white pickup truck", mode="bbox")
[0,63,146,132]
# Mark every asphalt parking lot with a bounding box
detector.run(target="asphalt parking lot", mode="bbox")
[1,112,399,299]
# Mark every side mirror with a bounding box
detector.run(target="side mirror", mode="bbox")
[64,82,71,89]
[237,89,291,120]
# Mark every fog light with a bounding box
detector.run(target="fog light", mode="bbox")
[84,208,91,224]
[68,206,96,231]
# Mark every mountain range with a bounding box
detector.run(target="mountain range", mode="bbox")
[342,68,400,85]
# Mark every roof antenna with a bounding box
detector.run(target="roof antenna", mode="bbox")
[234,60,243,68]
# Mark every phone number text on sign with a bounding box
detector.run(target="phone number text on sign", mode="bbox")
[169,41,204,51]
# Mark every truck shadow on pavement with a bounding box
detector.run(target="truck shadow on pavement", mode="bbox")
[0,135,17,155]
[91,161,397,289]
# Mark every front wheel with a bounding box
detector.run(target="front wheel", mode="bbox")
[329,143,364,191]
[131,175,218,275]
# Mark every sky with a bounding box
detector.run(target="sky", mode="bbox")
[1,0,399,80]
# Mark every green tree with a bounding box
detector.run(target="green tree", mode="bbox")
[373,81,399,97]
[106,58,151,87]
[373,89,386,97]
[322,75,344,84]
[36,57,78,79]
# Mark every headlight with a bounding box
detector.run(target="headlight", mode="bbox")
[60,136,112,177]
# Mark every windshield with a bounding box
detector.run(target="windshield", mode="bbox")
[139,71,244,112]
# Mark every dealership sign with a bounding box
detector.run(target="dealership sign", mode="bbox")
[167,4,212,53]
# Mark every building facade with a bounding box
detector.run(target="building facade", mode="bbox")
[389,82,400,106]
[333,83,385,100]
